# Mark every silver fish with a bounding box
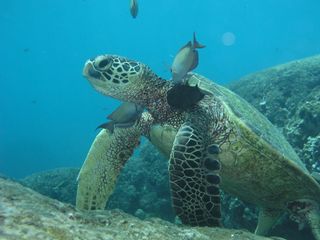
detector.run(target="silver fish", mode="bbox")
[97,102,143,132]
[171,33,205,83]
[130,0,138,18]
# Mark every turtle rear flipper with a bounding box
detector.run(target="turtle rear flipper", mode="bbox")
[169,122,221,227]
[307,207,320,240]
[255,208,282,236]
[76,127,140,210]
[288,199,320,240]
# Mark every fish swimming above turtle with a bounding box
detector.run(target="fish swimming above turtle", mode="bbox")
[77,54,320,239]
[171,33,205,84]
[129,0,138,18]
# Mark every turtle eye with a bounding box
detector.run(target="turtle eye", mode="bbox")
[98,58,110,68]
[95,57,112,70]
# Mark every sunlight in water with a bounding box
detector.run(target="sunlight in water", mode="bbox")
[222,32,236,46]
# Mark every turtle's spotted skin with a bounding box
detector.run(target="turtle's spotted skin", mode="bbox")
[78,54,320,239]
[91,55,142,84]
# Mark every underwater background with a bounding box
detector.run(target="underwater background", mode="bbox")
[1,1,320,240]
[1,0,320,179]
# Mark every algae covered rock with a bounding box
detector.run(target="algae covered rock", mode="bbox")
[0,177,282,240]
[21,167,79,205]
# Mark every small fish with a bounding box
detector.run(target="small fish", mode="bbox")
[171,33,205,83]
[97,121,136,132]
[97,102,143,132]
[130,0,138,18]
[108,102,143,123]
[167,83,204,110]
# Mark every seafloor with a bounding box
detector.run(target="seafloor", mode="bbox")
[0,177,284,240]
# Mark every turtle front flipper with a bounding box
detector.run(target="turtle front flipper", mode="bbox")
[76,127,140,210]
[169,122,222,227]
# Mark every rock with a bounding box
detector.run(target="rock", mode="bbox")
[134,208,146,219]
[0,178,281,240]
[21,168,79,205]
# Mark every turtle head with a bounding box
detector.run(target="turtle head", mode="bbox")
[83,54,164,104]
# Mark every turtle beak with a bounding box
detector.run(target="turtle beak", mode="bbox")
[83,60,101,79]
[82,60,107,96]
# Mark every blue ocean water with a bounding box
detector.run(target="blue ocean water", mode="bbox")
[0,0,319,178]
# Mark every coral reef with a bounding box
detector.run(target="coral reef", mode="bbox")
[0,177,282,240]
[21,168,79,205]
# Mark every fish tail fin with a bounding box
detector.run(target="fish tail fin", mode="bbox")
[193,32,206,49]
[96,122,115,133]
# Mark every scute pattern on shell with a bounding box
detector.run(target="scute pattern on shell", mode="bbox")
[190,73,304,170]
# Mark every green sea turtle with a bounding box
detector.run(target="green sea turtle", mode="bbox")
[76,54,320,239]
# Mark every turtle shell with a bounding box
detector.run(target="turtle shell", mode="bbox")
[187,73,307,172]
